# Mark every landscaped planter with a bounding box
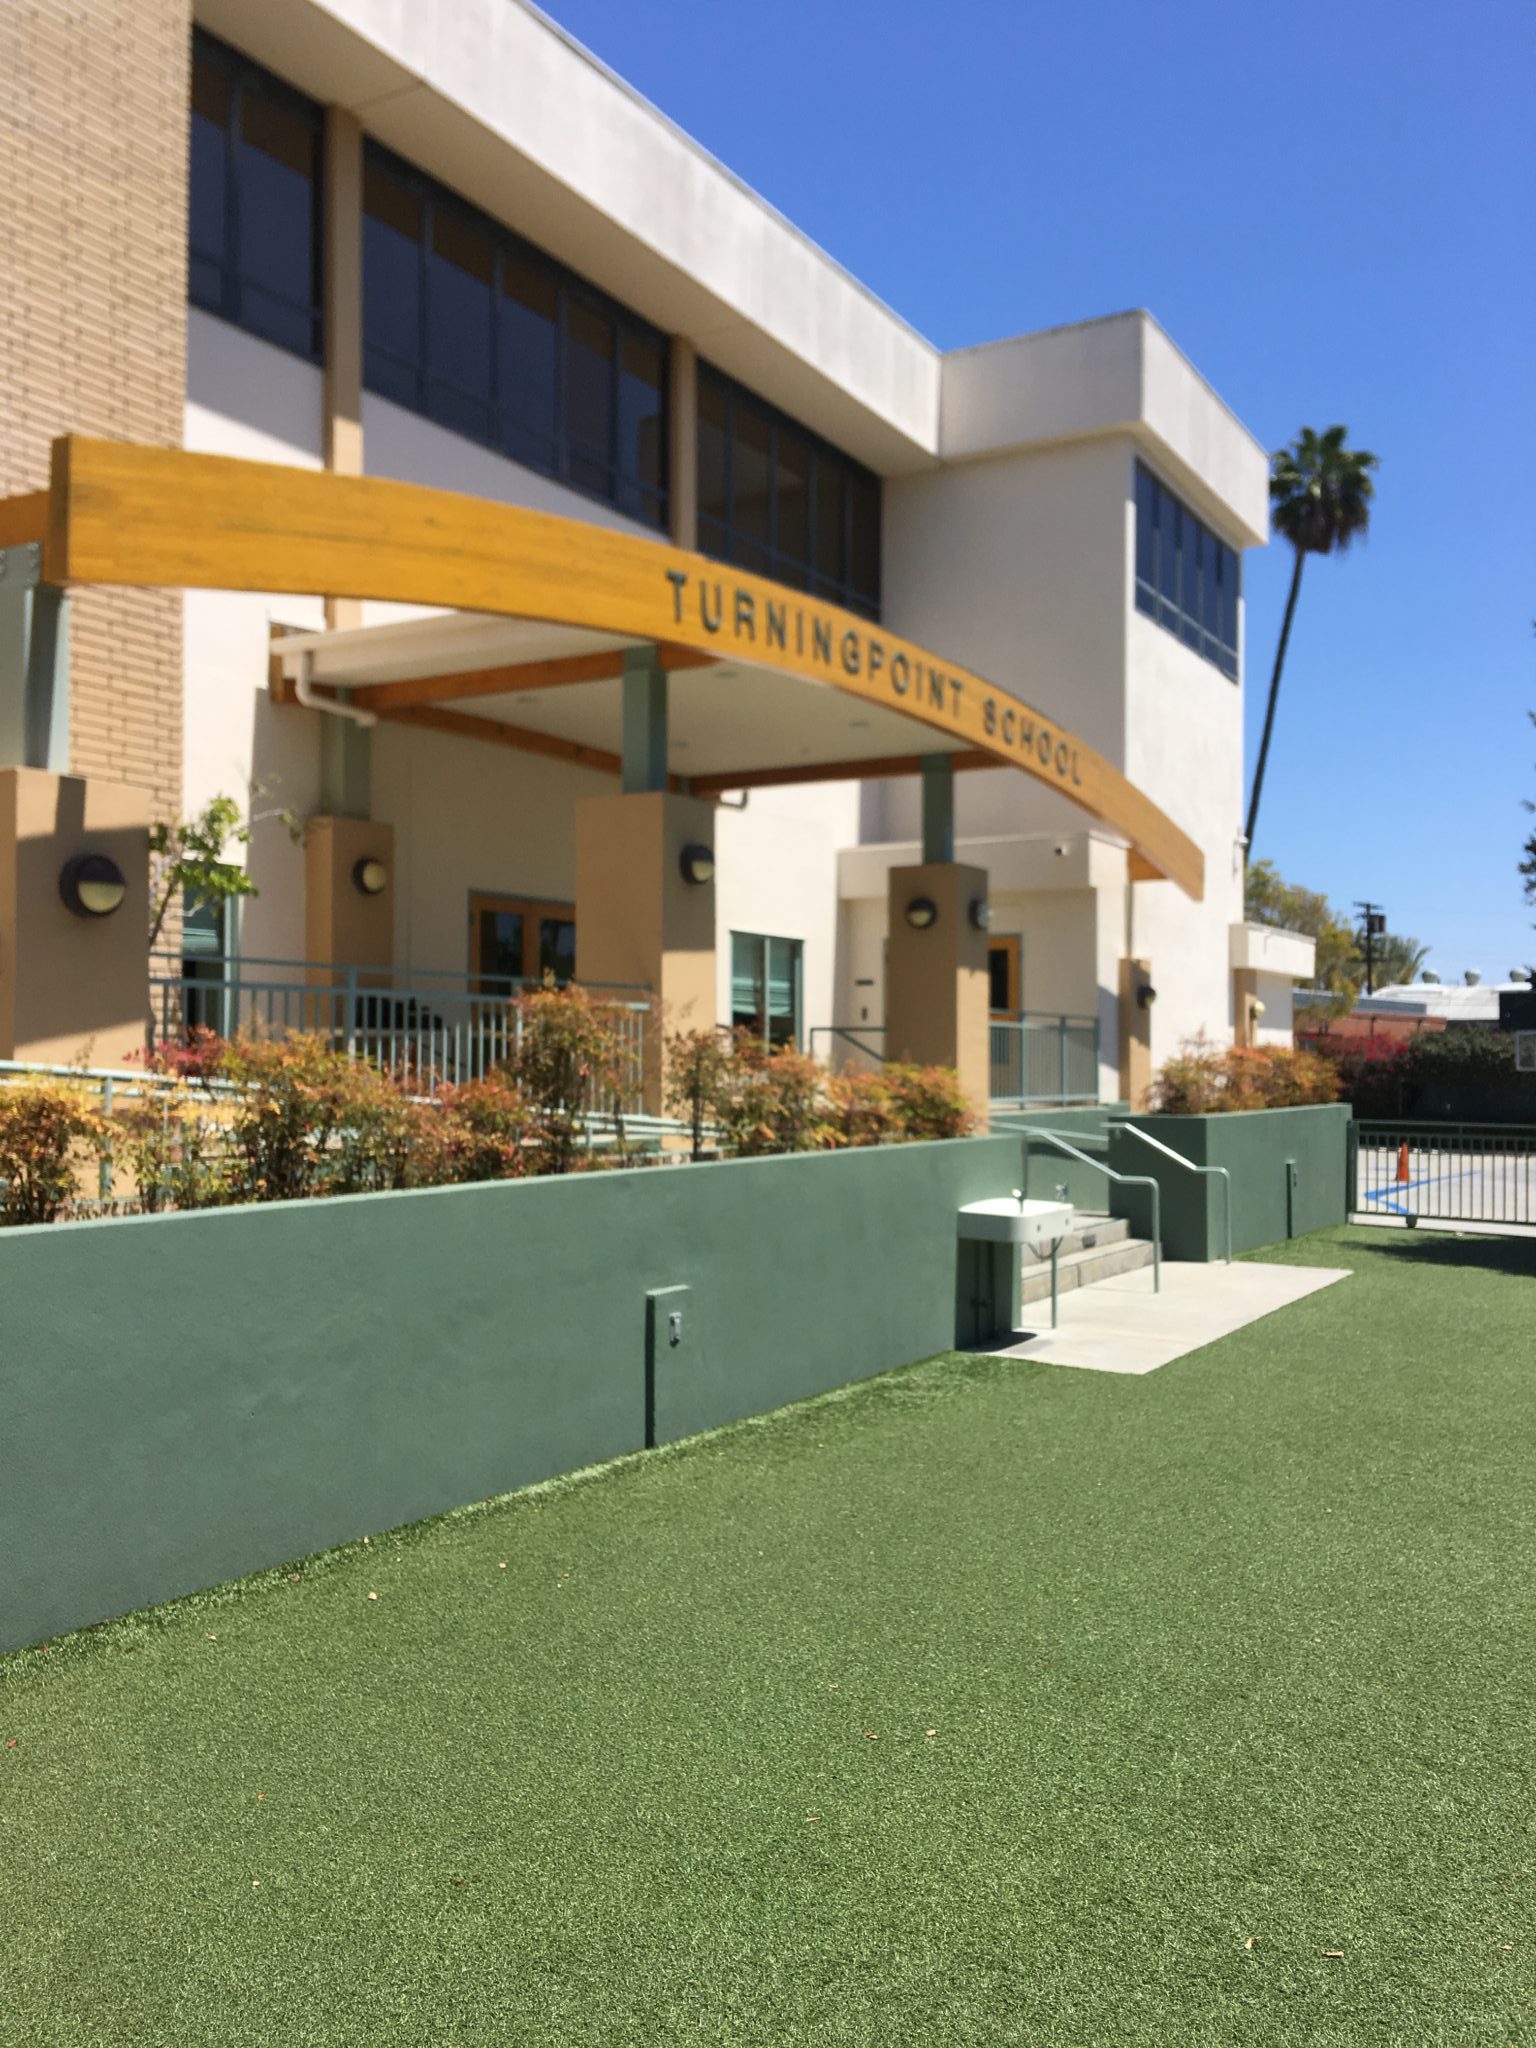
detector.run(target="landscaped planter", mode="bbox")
[1105,1103,1352,1260]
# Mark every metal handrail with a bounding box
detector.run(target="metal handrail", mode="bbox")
[1118,1122,1233,1264]
[150,951,653,999]
[808,1024,888,1065]
[1008,1123,1161,1293]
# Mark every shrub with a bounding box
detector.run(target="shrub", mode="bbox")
[429,1074,537,1184]
[664,1028,735,1160]
[882,1063,980,1140]
[1151,1034,1340,1114]
[707,1035,833,1156]
[218,1035,375,1202]
[0,1083,105,1225]
[113,1087,230,1213]
[506,980,640,1174]
[823,1064,898,1147]
[142,1027,228,1081]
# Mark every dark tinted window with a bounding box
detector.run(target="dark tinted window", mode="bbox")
[1133,461,1240,680]
[188,31,322,362]
[361,142,669,531]
[697,364,881,619]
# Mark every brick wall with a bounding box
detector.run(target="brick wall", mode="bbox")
[0,0,190,819]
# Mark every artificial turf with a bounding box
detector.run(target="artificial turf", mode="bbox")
[2,1225,1533,2046]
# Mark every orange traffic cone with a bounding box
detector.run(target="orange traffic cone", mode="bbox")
[1397,1142,1410,1183]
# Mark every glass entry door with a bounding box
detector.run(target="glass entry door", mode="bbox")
[470,892,576,987]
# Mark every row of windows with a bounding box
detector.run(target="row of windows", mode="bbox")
[190,33,323,360]
[362,144,668,529]
[1133,463,1240,680]
[698,367,881,619]
[187,30,880,587]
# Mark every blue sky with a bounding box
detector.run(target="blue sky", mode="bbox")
[547,0,1536,980]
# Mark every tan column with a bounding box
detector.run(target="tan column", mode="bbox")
[884,862,990,1110]
[304,817,394,979]
[668,337,698,550]
[1233,967,1260,1049]
[0,767,151,1064]
[1118,956,1154,1109]
[323,107,364,632]
[575,790,716,1114]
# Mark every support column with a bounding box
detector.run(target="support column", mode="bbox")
[1119,956,1154,1109]
[1233,967,1260,1049]
[920,754,955,864]
[323,107,364,632]
[575,791,716,1114]
[0,543,70,773]
[0,767,151,1064]
[304,816,395,980]
[885,861,990,1110]
[668,337,698,550]
[621,645,669,794]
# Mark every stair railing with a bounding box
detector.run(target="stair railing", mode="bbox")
[1117,1124,1233,1264]
[1007,1125,1161,1294]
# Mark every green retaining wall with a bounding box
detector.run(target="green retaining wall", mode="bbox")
[2,1134,1027,1655]
[1105,1104,1352,1259]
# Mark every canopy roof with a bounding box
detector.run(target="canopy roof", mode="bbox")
[3,437,1203,896]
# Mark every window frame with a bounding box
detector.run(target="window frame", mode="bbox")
[189,29,324,364]
[1132,460,1241,681]
[730,931,804,1049]
[362,141,670,533]
[697,362,882,620]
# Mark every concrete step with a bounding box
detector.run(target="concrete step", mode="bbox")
[1018,1234,1155,1305]
[1020,1212,1131,1265]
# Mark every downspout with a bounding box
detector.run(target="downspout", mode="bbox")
[292,649,376,729]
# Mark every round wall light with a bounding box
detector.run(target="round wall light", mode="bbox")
[679,843,715,886]
[59,852,127,919]
[969,897,992,932]
[352,857,389,896]
[1136,983,1158,1009]
[905,897,938,930]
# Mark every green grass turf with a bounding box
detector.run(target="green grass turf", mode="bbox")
[3,1225,1534,2046]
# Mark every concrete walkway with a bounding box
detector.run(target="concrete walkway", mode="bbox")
[984,1260,1351,1376]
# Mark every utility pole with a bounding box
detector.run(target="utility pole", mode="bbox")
[1355,900,1386,995]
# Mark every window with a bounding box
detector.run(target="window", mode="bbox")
[731,932,803,1048]
[189,31,323,362]
[1134,463,1240,680]
[181,886,235,1036]
[362,144,669,530]
[697,365,882,618]
[471,893,576,987]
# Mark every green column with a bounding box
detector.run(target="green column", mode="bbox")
[318,690,372,818]
[0,544,70,772]
[621,645,668,794]
[921,754,955,865]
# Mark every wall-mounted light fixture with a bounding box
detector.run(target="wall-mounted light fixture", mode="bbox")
[352,857,389,896]
[59,853,127,919]
[905,896,938,930]
[1137,983,1158,1009]
[968,897,992,931]
[1251,998,1266,1020]
[679,843,715,886]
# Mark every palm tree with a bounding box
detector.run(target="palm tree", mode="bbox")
[1245,425,1379,853]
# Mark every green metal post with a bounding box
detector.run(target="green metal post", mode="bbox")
[920,755,954,865]
[621,646,668,793]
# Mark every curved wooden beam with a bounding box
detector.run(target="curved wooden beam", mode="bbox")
[43,436,1203,897]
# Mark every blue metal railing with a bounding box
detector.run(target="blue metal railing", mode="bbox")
[149,953,650,1104]
[989,1015,1100,1106]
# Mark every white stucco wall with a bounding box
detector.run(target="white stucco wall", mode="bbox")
[714,782,862,1045]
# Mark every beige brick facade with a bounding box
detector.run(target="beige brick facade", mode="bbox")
[0,0,190,820]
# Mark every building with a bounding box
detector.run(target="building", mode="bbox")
[0,0,1313,1107]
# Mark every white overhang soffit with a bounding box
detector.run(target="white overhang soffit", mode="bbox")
[274,612,969,785]
[194,0,941,476]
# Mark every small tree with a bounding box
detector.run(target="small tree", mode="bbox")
[148,789,301,950]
